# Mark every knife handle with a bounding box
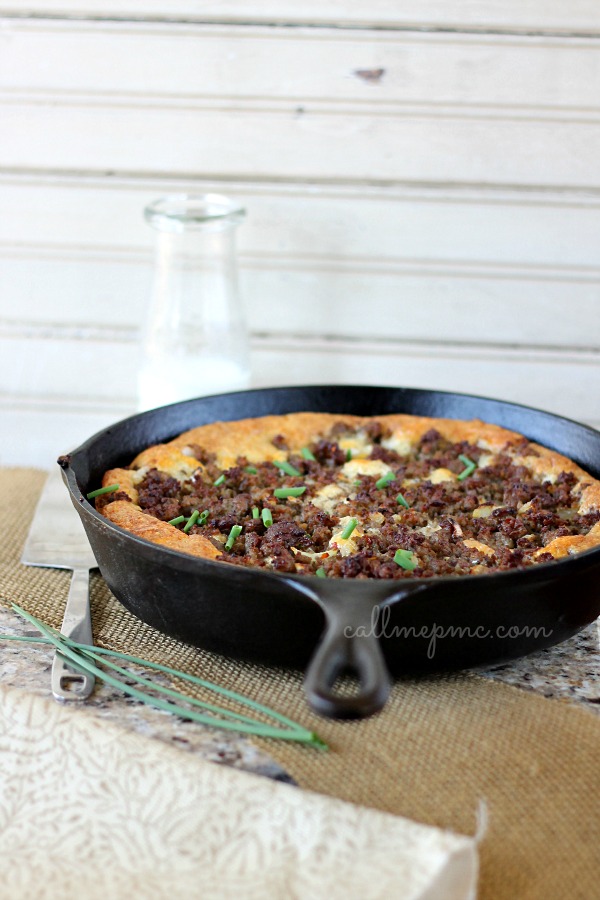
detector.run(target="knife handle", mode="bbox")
[51,567,95,701]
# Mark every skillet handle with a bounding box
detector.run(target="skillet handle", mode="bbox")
[282,577,428,720]
[304,614,390,719]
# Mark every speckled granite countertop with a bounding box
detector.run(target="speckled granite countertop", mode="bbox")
[1,603,598,780]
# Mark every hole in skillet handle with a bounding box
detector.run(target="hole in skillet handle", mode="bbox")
[287,578,422,720]
[304,617,390,719]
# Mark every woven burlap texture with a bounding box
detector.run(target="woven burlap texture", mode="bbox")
[2,468,599,900]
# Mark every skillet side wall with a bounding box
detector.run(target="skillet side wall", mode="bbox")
[65,386,600,672]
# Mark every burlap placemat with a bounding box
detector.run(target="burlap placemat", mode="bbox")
[1,468,599,900]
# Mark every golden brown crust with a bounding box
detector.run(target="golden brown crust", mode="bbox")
[99,411,600,567]
[533,521,600,560]
[102,501,221,560]
[102,468,139,503]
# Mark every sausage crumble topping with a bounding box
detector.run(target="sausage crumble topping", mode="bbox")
[96,415,600,579]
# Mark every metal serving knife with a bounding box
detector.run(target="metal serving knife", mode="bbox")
[21,468,97,700]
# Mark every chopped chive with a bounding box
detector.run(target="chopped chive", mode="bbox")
[261,508,273,527]
[315,567,327,578]
[252,506,260,519]
[244,466,258,474]
[87,483,119,500]
[301,447,316,461]
[354,479,362,486]
[183,509,200,533]
[396,492,410,509]
[273,486,306,499]
[341,518,358,540]
[213,473,226,486]
[394,548,418,571]
[375,472,396,490]
[273,460,302,477]
[457,455,477,481]
[167,515,186,526]
[197,509,210,526]
[225,525,242,551]
[346,449,352,461]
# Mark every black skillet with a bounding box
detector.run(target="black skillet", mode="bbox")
[60,385,600,720]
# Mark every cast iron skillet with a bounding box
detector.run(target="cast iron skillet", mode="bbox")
[60,385,600,720]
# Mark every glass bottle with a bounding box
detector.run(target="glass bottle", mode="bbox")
[137,193,250,411]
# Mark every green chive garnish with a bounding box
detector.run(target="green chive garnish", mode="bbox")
[273,486,306,499]
[396,492,410,508]
[273,460,302,477]
[252,507,260,519]
[394,548,418,571]
[301,447,316,461]
[245,466,258,474]
[315,567,327,578]
[346,449,352,461]
[87,484,119,500]
[197,509,210,526]
[225,525,242,551]
[167,515,186,526]
[457,454,477,481]
[375,472,396,490]
[213,474,226,486]
[183,509,200,533]
[341,518,357,540]
[261,508,273,527]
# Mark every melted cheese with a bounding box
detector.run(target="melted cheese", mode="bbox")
[472,505,497,518]
[428,467,457,484]
[341,459,392,480]
[312,483,347,513]
[463,538,495,558]
[417,520,441,537]
[338,430,373,459]
[381,433,413,456]
[329,516,364,557]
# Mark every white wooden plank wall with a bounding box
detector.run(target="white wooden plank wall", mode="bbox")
[0,3,599,467]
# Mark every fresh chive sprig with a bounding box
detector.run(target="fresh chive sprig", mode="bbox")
[167,515,186,526]
[183,509,200,533]
[375,472,396,490]
[87,484,120,500]
[4,605,327,748]
[301,447,316,461]
[273,487,306,499]
[457,454,477,481]
[224,525,242,551]
[340,518,358,540]
[394,548,418,571]
[273,460,302,478]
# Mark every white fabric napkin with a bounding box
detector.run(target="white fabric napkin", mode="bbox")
[0,684,477,899]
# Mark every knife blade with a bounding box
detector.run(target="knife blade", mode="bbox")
[21,468,97,700]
